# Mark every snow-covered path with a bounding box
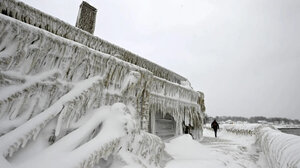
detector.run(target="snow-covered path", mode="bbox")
[164,129,269,168]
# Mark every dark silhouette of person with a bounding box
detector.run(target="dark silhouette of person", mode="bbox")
[211,120,219,138]
[182,121,194,139]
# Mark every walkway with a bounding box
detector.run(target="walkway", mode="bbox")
[164,129,269,168]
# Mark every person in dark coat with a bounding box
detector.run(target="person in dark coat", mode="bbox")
[211,119,219,138]
[182,121,194,139]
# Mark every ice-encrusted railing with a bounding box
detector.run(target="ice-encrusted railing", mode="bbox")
[149,76,199,102]
[255,126,300,168]
[203,123,259,136]
[0,75,103,159]
[221,124,260,135]
[0,73,161,167]
[0,14,151,90]
[0,14,150,83]
[0,71,71,135]
[0,0,187,84]
[123,130,165,167]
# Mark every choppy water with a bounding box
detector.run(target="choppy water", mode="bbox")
[278,128,300,136]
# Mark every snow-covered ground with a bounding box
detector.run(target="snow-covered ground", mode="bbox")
[164,128,269,168]
[164,124,300,168]
[2,115,300,168]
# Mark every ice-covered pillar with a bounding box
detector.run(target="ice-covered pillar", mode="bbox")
[75,1,97,34]
[197,91,206,113]
[140,83,151,131]
[148,111,156,134]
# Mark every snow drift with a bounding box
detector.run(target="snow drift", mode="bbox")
[0,103,164,168]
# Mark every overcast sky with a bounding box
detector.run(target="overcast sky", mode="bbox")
[21,0,300,120]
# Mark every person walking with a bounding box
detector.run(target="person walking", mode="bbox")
[211,119,219,138]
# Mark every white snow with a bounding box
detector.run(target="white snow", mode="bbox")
[0,103,164,168]
[1,1,300,167]
[164,128,269,168]
[163,124,300,168]
[256,126,300,168]
[13,103,131,168]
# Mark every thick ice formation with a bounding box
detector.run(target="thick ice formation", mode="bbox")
[0,0,187,84]
[256,126,300,168]
[0,0,204,167]
[222,123,260,135]
[0,102,164,168]
[149,77,203,139]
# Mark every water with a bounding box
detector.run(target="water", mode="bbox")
[278,128,300,136]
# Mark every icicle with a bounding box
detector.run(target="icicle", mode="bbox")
[55,105,66,136]
[21,136,29,148]
[32,127,40,140]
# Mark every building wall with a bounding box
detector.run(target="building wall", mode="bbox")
[0,0,187,84]
[0,0,205,139]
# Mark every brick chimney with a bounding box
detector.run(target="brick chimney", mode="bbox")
[75,1,97,34]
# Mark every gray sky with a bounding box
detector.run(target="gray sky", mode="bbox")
[21,0,300,120]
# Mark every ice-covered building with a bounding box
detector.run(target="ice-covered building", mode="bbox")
[0,1,205,167]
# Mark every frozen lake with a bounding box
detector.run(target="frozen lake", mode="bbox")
[278,128,300,136]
